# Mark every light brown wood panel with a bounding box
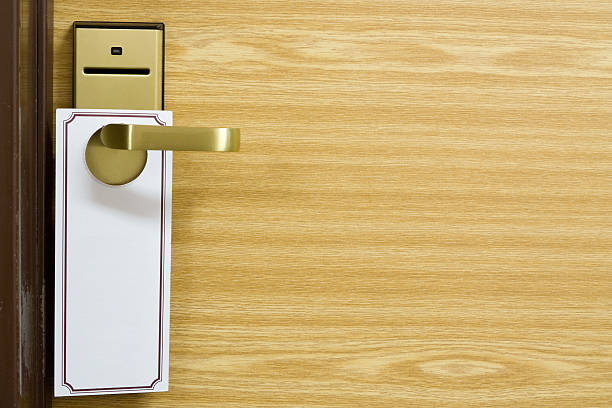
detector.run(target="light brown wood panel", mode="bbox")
[52,1,612,406]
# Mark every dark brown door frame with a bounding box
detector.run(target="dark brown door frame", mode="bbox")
[0,0,52,406]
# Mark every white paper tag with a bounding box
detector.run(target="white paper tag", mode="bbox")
[54,109,172,396]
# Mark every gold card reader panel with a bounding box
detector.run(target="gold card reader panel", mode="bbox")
[74,22,164,109]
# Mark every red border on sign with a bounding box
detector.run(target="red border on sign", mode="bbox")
[61,112,167,394]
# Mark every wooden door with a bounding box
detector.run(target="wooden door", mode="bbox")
[52,1,612,406]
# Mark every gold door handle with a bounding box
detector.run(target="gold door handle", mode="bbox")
[99,124,240,151]
[85,124,240,185]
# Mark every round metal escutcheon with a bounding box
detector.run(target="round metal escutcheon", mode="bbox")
[85,131,148,186]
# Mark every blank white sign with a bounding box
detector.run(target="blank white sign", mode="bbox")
[54,109,172,396]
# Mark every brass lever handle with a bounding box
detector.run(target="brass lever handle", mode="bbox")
[99,124,240,152]
[85,124,240,185]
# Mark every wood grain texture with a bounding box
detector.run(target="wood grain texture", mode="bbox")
[52,1,612,406]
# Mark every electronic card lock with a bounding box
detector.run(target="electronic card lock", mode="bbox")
[74,22,240,184]
[53,22,239,397]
